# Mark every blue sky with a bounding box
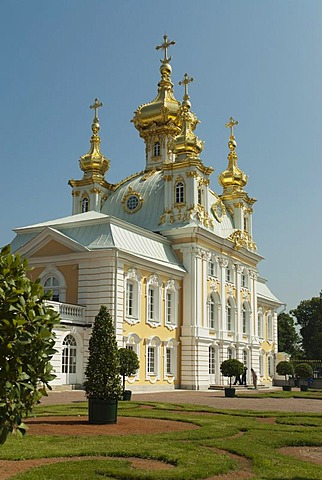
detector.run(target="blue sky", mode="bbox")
[0,0,321,312]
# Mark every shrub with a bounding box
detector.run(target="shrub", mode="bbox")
[276,361,294,381]
[294,362,313,380]
[119,348,140,393]
[220,359,244,388]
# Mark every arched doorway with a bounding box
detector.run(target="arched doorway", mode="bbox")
[62,334,77,384]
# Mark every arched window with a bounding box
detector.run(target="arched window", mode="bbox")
[242,302,251,334]
[124,268,141,324]
[81,197,89,213]
[62,334,77,378]
[165,280,179,328]
[227,298,235,331]
[208,292,220,330]
[267,312,273,341]
[153,142,161,156]
[44,276,60,302]
[175,182,185,204]
[146,274,161,326]
[198,188,202,205]
[258,309,263,338]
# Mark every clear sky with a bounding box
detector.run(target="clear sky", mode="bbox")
[0,0,321,312]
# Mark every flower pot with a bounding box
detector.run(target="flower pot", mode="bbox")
[88,398,118,424]
[122,390,132,401]
[224,387,236,398]
[300,385,308,392]
[282,385,292,391]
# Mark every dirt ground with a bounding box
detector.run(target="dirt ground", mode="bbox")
[1,389,321,479]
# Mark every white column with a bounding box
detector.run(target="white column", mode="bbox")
[219,258,228,333]
[236,264,243,337]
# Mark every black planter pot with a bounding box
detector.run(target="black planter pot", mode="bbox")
[300,385,308,392]
[122,390,132,401]
[282,385,292,391]
[88,398,118,424]
[224,387,236,398]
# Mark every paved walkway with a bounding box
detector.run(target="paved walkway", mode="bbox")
[40,389,322,413]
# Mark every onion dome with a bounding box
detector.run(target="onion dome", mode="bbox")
[79,98,110,179]
[131,35,181,137]
[218,117,248,194]
[171,73,204,160]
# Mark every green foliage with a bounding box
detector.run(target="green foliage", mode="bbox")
[0,245,60,445]
[119,348,140,392]
[84,305,122,400]
[276,360,294,381]
[220,359,244,388]
[294,362,313,379]
[277,312,302,357]
[291,297,322,360]
[1,401,322,479]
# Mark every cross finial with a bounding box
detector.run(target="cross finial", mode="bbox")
[90,98,103,119]
[156,34,176,63]
[179,73,194,99]
[225,116,239,137]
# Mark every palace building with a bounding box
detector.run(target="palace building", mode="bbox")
[11,36,282,390]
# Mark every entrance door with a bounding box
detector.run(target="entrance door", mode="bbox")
[61,334,77,384]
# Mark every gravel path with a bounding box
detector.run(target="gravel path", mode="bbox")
[40,388,322,413]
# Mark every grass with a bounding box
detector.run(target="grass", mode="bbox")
[237,389,322,400]
[0,400,321,480]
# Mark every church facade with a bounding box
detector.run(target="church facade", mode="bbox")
[11,36,282,390]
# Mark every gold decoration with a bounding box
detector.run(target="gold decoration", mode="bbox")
[122,186,144,214]
[156,34,176,64]
[211,200,226,222]
[228,230,257,251]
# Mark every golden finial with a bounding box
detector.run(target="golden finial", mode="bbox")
[90,98,103,119]
[225,116,238,137]
[156,34,176,64]
[179,73,194,103]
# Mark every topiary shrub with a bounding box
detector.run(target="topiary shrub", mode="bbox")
[294,363,313,381]
[220,359,244,388]
[276,361,294,382]
[119,348,140,393]
[84,306,122,401]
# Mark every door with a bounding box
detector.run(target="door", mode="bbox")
[209,346,216,385]
[61,334,77,384]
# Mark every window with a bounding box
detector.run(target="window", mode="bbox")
[209,296,215,329]
[198,188,202,205]
[227,348,233,360]
[44,276,60,302]
[241,271,247,287]
[147,346,156,374]
[165,291,172,324]
[242,304,247,333]
[175,182,184,204]
[268,355,274,376]
[243,215,248,232]
[267,313,273,341]
[166,348,172,374]
[226,267,232,283]
[153,142,161,156]
[243,350,248,367]
[208,292,220,330]
[81,197,89,213]
[209,346,216,374]
[227,298,234,331]
[146,274,161,325]
[126,282,134,316]
[258,310,263,338]
[62,335,77,375]
[124,268,141,324]
[208,260,216,277]
[259,353,264,376]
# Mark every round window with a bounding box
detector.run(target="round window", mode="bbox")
[126,195,140,211]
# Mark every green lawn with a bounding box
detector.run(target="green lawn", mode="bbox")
[1,401,322,480]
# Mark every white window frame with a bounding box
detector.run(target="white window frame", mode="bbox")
[258,308,263,338]
[146,274,162,327]
[227,297,235,332]
[124,268,141,325]
[145,336,161,382]
[40,266,66,303]
[81,196,89,213]
[267,311,273,341]
[164,338,178,382]
[123,333,141,383]
[175,181,185,204]
[153,141,161,157]
[208,292,220,331]
[164,280,179,330]
[209,346,216,375]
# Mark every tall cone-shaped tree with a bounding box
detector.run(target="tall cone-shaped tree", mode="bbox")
[85,306,122,400]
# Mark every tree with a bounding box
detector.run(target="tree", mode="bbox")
[277,312,302,358]
[220,359,244,388]
[276,361,294,382]
[290,297,322,360]
[84,306,122,400]
[119,348,140,393]
[0,245,60,445]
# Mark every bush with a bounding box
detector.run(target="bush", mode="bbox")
[84,306,122,400]
[119,348,140,393]
[0,245,60,444]
[294,362,313,380]
[220,359,244,388]
[276,361,294,381]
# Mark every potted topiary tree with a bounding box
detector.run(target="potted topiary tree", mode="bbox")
[220,359,244,397]
[294,363,313,392]
[84,306,122,424]
[119,348,140,401]
[276,361,294,391]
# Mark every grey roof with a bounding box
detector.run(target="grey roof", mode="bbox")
[257,278,282,305]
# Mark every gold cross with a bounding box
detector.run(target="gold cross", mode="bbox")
[179,73,194,98]
[156,34,175,63]
[225,117,238,136]
[90,98,103,118]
